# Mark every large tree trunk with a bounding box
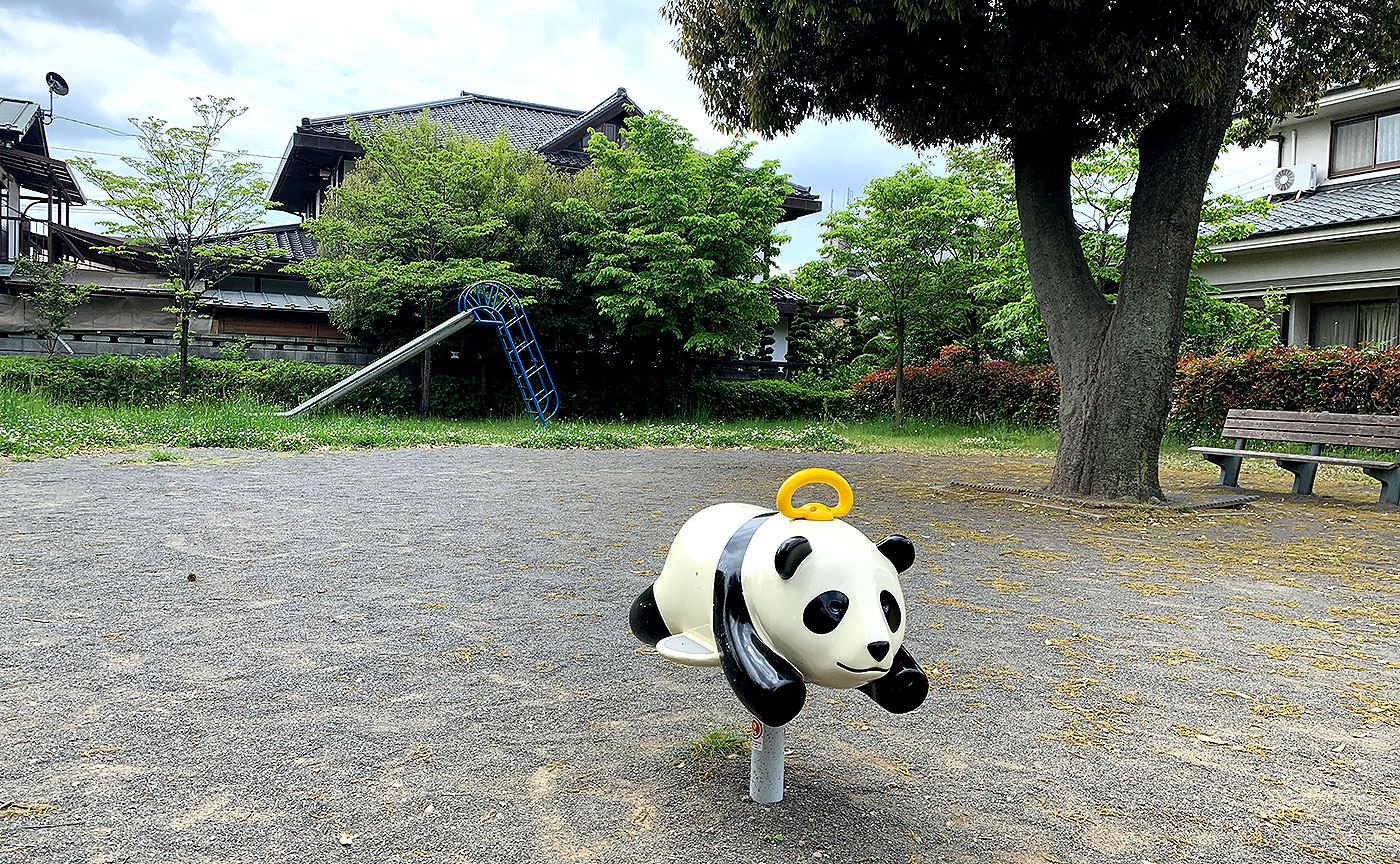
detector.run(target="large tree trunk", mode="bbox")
[1013,37,1251,501]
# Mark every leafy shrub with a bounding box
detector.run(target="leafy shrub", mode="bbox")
[0,354,528,416]
[694,378,853,420]
[848,346,1400,436]
[786,360,878,391]
[1171,345,1400,439]
[849,359,1060,425]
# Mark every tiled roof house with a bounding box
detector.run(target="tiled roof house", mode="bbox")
[1196,81,1400,348]
[1,86,822,365]
[267,87,821,222]
[207,86,822,362]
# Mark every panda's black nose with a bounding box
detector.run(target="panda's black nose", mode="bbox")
[867,640,890,661]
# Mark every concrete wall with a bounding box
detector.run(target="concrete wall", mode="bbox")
[0,328,376,365]
[0,286,374,365]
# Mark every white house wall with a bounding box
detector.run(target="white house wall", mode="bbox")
[1197,232,1400,348]
[1197,232,1400,297]
[770,315,789,363]
[1274,82,1400,185]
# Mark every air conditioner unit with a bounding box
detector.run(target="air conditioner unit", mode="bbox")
[1272,163,1318,194]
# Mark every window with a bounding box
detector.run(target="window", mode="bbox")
[1331,110,1400,176]
[1310,299,1398,347]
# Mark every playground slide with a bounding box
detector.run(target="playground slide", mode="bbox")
[274,310,477,417]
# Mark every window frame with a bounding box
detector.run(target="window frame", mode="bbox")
[1330,108,1400,178]
[1308,297,1400,348]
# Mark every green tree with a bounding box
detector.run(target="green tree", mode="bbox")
[799,164,995,428]
[70,96,274,399]
[561,112,789,367]
[664,0,1400,500]
[290,117,568,418]
[12,258,97,357]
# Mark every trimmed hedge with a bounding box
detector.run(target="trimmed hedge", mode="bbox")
[848,355,1060,425]
[1171,345,1400,439]
[0,354,522,417]
[694,378,852,420]
[849,346,1400,437]
[13,346,1400,432]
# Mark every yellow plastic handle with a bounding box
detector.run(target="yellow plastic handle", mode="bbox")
[776,469,853,521]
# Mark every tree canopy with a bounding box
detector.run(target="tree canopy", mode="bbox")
[291,117,574,352]
[798,163,998,425]
[665,1,1400,151]
[664,0,1400,500]
[561,111,789,355]
[70,96,273,397]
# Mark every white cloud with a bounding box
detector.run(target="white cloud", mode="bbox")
[2,1,1275,263]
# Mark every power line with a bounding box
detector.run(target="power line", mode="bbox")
[52,115,286,160]
[47,145,279,176]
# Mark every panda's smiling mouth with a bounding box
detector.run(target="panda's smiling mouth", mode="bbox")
[836,662,888,674]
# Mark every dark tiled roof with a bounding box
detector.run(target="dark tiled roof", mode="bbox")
[220,224,319,262]
[1253,175,1400,236]
[301,93,584,153]
[542,150,592,170]
[279,88,819,221]
[767,279,805,304]
[202,289,332,313]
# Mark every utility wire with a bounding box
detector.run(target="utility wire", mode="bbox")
[48,145,279,177]
[53,115,286,161]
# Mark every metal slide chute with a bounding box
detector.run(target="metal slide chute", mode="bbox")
[275,280,558,425]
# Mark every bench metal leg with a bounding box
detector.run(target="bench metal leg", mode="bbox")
[1362,465,1400,505]
[1276,459,1319,495]
[1202,453,1243,487]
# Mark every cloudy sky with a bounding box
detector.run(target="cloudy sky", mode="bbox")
[5,0,1277,266]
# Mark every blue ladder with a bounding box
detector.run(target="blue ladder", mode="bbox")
[459,280,559,426]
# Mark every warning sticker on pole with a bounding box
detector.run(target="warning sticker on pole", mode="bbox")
[749,719,763,751]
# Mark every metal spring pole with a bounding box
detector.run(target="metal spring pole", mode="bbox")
[749,719,785,803]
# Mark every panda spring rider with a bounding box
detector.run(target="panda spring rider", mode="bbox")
[630,469,929,728]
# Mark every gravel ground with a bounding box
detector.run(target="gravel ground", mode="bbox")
[1,446,1396,864]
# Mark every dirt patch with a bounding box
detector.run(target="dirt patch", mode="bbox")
[1,447,1396,862]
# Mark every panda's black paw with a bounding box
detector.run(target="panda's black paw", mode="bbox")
[858,646,928,714]
[629,585,671,645]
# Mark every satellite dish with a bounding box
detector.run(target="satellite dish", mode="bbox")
[45,72,69,97]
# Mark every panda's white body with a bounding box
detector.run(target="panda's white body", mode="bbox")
[650,503,908,690]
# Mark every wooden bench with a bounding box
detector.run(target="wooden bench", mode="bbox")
[1189,410,1400,504]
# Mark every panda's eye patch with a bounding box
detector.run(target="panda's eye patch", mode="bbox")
[880,590,902,632]
[803,591,849,634]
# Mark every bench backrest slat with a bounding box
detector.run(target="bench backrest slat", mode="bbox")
[1221,409,1400,450]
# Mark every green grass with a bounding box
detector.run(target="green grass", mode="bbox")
[3,387,1246,464]
[840,417,1063,457]
[0,389,856,460]
[680,728,751,762]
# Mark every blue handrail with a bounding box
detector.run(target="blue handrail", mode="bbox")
[459,280,559,426]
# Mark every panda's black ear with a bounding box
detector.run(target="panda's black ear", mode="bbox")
[774,536,811,581]
[876,534,916,573]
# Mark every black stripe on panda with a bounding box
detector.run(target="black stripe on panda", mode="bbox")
[713,512,806,728]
